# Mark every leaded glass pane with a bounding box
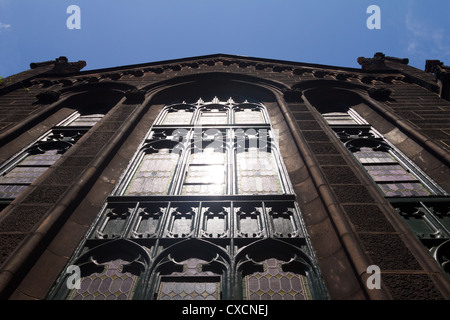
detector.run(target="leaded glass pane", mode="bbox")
[131,206,165,238]
[184,165,225,184]
[68,114,104,127]
[182,184,225,195]
[244,258,312,300]
[268,208,296,237]
[364,164,417,182]
[236,205,263,238]
[68,259,139,300]
[0,167,47,184]
[20,149,62,166]
[97,208,131,239]
[171,215,193,236]
[323,112,357,125]
[378,182,431,197]
[354,149,397,164]
[0,185,28,198]
[236,148,282,195]
[235,108,264,124]
[199,110,228,125]
[166,207,197,238]
[161,109,193,125]
[181,149,226,195]
[201,205,229,238]
[158,278,220,300]
[124,149,179,196]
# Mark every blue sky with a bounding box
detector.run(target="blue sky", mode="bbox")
[1,0,450,77]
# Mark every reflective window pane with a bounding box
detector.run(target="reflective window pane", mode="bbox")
[161,109,193,125]
[236,148,282,195]
[199,110,228,125]
[124,149,179,196]
[235,108,264,124]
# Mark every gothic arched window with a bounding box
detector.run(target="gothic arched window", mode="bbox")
[49,95,327,300]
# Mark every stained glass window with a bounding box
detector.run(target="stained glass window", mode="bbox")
[94,207,132,239]
[158,278,220,300]
[268,207,297,237]
[157,258,221,300]
[199,108,228,125]
[236,148,282,195]
[200,204,229,238]
[0,111,101,204]
[243,258,312,300]
[234,107,265,124]
[0,149,63,199]
[364,165,417,182]
[321,107,439,197]
[354,148,397,164]
[161,108,194,125]
[124,148,180,196]
[165,206,197,238]
[323,112,358,125]
[68,114,104,127]
[49,97,328,301]
[235,204,264,238]
[378,182,431,197]
[181,148,227,195]
[130,206,166,239]
[68,259,139,300]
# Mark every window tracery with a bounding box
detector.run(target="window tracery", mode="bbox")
[49,96,327,300]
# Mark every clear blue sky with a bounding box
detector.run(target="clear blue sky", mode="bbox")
[1,0,450,77]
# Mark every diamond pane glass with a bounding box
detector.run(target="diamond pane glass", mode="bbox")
[161,109,193,125]
[365,165,416,182]
[68,259,139,300]
[237,148,282,195]
[244,258,311,300]
[124,149,179,196]
[0,184,29,198]
[158,279,220,300]
[20,149,62,166]
[378,182,431,197]
[0,167,47,184]
[354,149,397,164]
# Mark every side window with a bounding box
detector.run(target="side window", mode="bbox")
[0,111,104,208]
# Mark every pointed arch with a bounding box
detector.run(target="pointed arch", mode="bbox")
[52,239,151,300]
[235,238,327,300]
[148,239,231,300]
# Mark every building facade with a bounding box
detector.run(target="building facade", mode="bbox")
[0,53,449,300]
